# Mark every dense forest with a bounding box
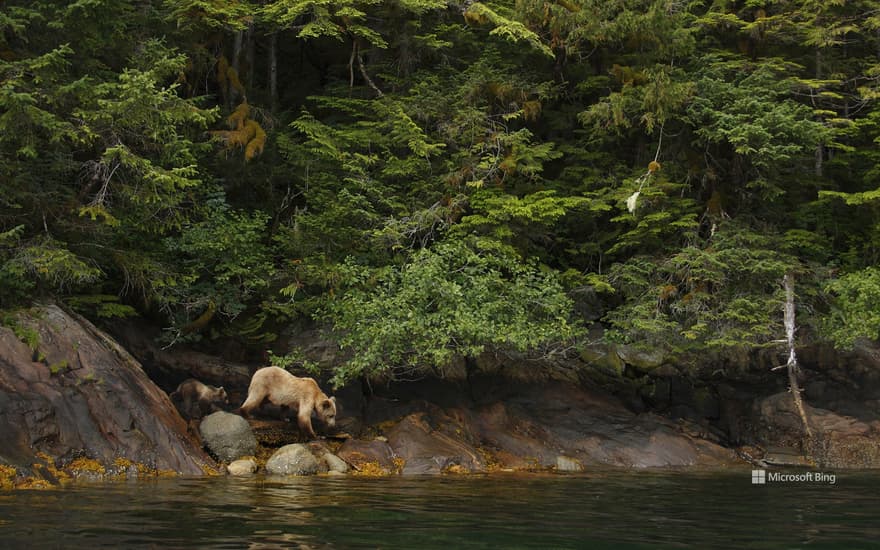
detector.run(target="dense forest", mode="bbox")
[2,0,880,386]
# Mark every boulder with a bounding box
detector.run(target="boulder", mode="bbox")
[199,412,257,462]
[320,452,349,474]
[579,345,624,376]
[266,444,320,476]
[227,458,258,476]
[304,441,349,474]
[0,305,212,477]
[471,401,556,470]
[617,346,666,371]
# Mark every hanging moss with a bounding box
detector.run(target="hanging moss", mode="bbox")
[212,104,266,161]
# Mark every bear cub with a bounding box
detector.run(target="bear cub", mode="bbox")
[170,378,228,419]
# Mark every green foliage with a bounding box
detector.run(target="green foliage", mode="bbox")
[5,0,880,382]
[464,3,554,57]
[606,221,800,352]
[17,239,103,290]
[580,65,695,135]
[0,5,217,321]
[165,0,252,30]
[823,267,880,348]
[323,237,579,385]
[0,44,80,157]
[605,180,700,256]
[267,349,320,376]
[67,295,137,319]
[78,40,217,234]
[262,0,446,47]
[48,359,69,375]
[0,311,40,351]
[0,226,33,307]
[166,196,274,321]
[685,60,826,175]
[263,0,386,45]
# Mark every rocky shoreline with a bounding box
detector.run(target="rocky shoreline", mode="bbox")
[1,305,879,488]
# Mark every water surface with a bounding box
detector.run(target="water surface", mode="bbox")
[1,470,878,549]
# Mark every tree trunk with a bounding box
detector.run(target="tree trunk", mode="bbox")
[232,30,244,104]
[783,273,813,439]
[232,30,243,74]
[269,32,278,112]
[246,22,255,91]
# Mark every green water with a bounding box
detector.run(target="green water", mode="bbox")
[1,470,878,549]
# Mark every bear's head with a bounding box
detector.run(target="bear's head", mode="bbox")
[211,386,229,405]
[318,396,337,428]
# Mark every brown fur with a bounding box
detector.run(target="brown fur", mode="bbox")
[239,366,337,438]
[170,378,228,419]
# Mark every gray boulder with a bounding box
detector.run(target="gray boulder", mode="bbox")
[322,452,350,474]
[199,412,257,462]
[227,458,258,476]
[266,444,320,476]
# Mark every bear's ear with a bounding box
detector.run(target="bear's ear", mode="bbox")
[330,396,336,405]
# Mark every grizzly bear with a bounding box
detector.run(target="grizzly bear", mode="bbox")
[170,378,228,419]
[239,366,337,438]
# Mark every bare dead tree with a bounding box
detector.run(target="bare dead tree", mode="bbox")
[780,273,814,439]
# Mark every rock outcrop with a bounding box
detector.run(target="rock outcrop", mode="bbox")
[362,379,740,473]
[471,382,736,469]
[0,305,212,478]
[337,439,399,474]
[386,413,486,474]
[753,392,880,468]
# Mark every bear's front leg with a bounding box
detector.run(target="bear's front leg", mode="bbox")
[182,396,195,418]
[297,409,317,439]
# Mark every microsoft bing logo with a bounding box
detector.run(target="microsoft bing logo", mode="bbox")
[749,469,836,485]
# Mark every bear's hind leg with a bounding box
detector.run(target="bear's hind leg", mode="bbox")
[239,394,264,417]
